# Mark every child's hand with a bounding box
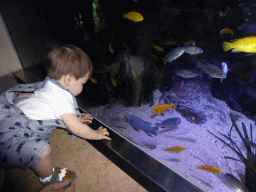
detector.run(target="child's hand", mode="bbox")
[81,113,93,124]
[96,126,111,140]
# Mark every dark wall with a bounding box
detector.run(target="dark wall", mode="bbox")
[0,0,94,68]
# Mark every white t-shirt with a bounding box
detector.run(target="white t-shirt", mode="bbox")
[16,80,76,120]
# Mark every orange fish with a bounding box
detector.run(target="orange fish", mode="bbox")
[184,40,196,46]
[196,165,223,174]
[123,12,144,22]
[152,103,175,114]
[164,146,185,153]
[131,70,138,82]
[220,28,233,36]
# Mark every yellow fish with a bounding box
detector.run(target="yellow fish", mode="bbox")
[223,36,256,53]
[196,166,223,174]
[110,75,117,87]
[123,12,144,22]
[152,103,175,114]
[161,41,176,46]
[164,146,185,153]
[220,28,233,36]
[90,77,98,84]
[109,42,114,54]
[153,44,164,52]
[184,40,196,46]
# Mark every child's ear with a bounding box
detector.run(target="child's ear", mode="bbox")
[64,75,72,86]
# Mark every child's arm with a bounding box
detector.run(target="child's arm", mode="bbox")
[60,114,111,140]
[18,92,33,98]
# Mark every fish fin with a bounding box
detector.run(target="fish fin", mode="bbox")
[223,42,231,51]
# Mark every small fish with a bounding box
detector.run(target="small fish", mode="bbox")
[109,42,114,54]
[164,146,185,153]
[196,165,223,174]
[166,47,185,63]
[161,41,176,46]
[153,44,164,52]
[110,75,117,87]
[152,103,175,114]
[239,23,256,34]
[175,69,200,79]
[90,77,98,84]
[183,46,203,55]
[160,117,181,128]
[197,61,225,79]
[184,40,196,46]
[220,62,229,83]
[220,28,234,36]
[143,142,157,150]
[131,70,138,82]
[223,36,256,53]
[123,12,144,22]
[162,158,180,162]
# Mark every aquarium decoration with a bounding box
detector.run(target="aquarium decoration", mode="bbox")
[207,113,256,192]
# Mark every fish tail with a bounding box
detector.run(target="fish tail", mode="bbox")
[164,148,167,151]
[196,165,200,169]
[223,42,231,51]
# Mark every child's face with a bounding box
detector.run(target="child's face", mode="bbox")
[68,74,90,96]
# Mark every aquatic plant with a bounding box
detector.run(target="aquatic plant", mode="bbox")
[207,113,256,192]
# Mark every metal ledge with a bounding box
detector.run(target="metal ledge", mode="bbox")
[13,66,204,192]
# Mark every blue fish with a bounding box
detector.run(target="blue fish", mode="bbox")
[125,114,159,136]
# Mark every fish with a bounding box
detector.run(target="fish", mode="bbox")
[143,142,157,150]
[109,42,114,54]
[160,117,181,128]
[161,41,176,46]
[131,70,138,82]
[220,28,234,36]
[125,114,159,136]
[110,75,117,87]
[183,46,203,55]
[239,23,256,34]
[175,69,200,79]
[197,61,226,79]
[166,47,185,63]
[90,77,98,84]
[196,165,223,174]
[123,12,144,22]
[164,146,185,153]
[184,40,196,46]
[153,45,164,52]
[152,103,176,114]
[220,62,229,83]
[223,36,256,53]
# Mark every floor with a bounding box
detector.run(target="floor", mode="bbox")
[0,74,148,192]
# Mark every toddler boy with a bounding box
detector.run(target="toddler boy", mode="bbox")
[0,45,111,186]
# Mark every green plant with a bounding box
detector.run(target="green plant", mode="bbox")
[207,113,256,192]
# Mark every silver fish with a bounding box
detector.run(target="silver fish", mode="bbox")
[220,62,229,83]
[166,47,185,63]
[175,69,200,79]
[197,61,226,79]
[183,46,203,55]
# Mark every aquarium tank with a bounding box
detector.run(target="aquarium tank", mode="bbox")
[75,0,256,191]
[17,0,256,191]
